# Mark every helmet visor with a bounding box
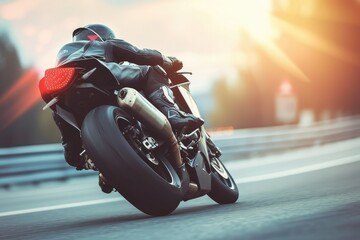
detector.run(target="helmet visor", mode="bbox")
[72,27,105,42]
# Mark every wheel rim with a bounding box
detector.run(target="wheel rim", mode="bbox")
[211,157,236,190]
[116,115,181,188]
[211,157,229,179]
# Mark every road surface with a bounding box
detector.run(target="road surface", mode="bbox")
[0,138,359,240]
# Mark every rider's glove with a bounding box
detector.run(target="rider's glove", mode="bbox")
[162,55,183,73]
[168,56,183,72]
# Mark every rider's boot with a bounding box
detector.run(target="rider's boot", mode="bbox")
[148,86,204,133]
[98,173,114,194]
[175,163,190,193]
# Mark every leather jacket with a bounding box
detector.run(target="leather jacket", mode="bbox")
[56,39,164,67]
[55,39,166,85]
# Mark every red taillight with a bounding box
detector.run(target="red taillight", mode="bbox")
[39,67,77,98]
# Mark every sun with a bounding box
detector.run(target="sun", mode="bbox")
[202,0,274,44]
[195,0,312,82]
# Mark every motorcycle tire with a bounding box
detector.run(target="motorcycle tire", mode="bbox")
[207,156,239,204]
[81,105,183,216]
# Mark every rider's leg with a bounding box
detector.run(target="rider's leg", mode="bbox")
[144,66,204,133]
[53,112,113,193]
[113,64,204,133]
[52,112,84,169]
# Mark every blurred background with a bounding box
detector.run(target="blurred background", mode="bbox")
[1,0,360,147]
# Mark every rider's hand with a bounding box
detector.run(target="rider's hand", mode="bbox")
[168,56,183,72]
[162,55,183,73]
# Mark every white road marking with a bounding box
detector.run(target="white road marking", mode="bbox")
[0,154,359,218]
[0,198,123,218]
[235,154,360,184]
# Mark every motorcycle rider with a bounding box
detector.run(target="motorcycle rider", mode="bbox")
[52,24,204,193]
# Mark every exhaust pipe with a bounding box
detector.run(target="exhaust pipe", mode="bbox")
[116,88,183,168]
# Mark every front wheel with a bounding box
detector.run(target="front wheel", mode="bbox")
[207,156,239,204]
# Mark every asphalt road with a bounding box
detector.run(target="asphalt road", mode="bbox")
[0,138,360,240]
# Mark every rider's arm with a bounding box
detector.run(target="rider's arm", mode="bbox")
[105,39,164,66]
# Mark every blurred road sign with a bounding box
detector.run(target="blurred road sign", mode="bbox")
[275,80,297,123]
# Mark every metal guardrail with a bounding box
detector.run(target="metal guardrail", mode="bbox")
[214,115,360,160]
[1,116,360,188]
[0,144,93,188]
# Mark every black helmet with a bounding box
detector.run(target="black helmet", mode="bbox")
[72,24,115,42]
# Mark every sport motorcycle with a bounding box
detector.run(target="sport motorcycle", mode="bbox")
[39,59,238,216]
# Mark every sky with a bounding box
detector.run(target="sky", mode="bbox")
[0,0,273,93]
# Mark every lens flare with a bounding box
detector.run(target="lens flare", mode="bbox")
[257,40,310,83]
[273,16,360,67]
[0,68,41,130]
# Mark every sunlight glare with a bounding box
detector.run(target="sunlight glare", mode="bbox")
[0,68,41,130]
[205,0,274,44]
[274,16,360,67]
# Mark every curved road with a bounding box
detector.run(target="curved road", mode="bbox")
[0,138,360,240]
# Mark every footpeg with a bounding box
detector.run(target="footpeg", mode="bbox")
[77,150,97,171]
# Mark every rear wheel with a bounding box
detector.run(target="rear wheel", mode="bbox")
[81,105,183,216]
[207,156,239,204]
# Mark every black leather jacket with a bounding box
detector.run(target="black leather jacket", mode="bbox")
[55,39,167,85]
[56,39,164,67]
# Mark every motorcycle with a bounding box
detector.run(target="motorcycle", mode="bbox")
[39,59,238,216]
